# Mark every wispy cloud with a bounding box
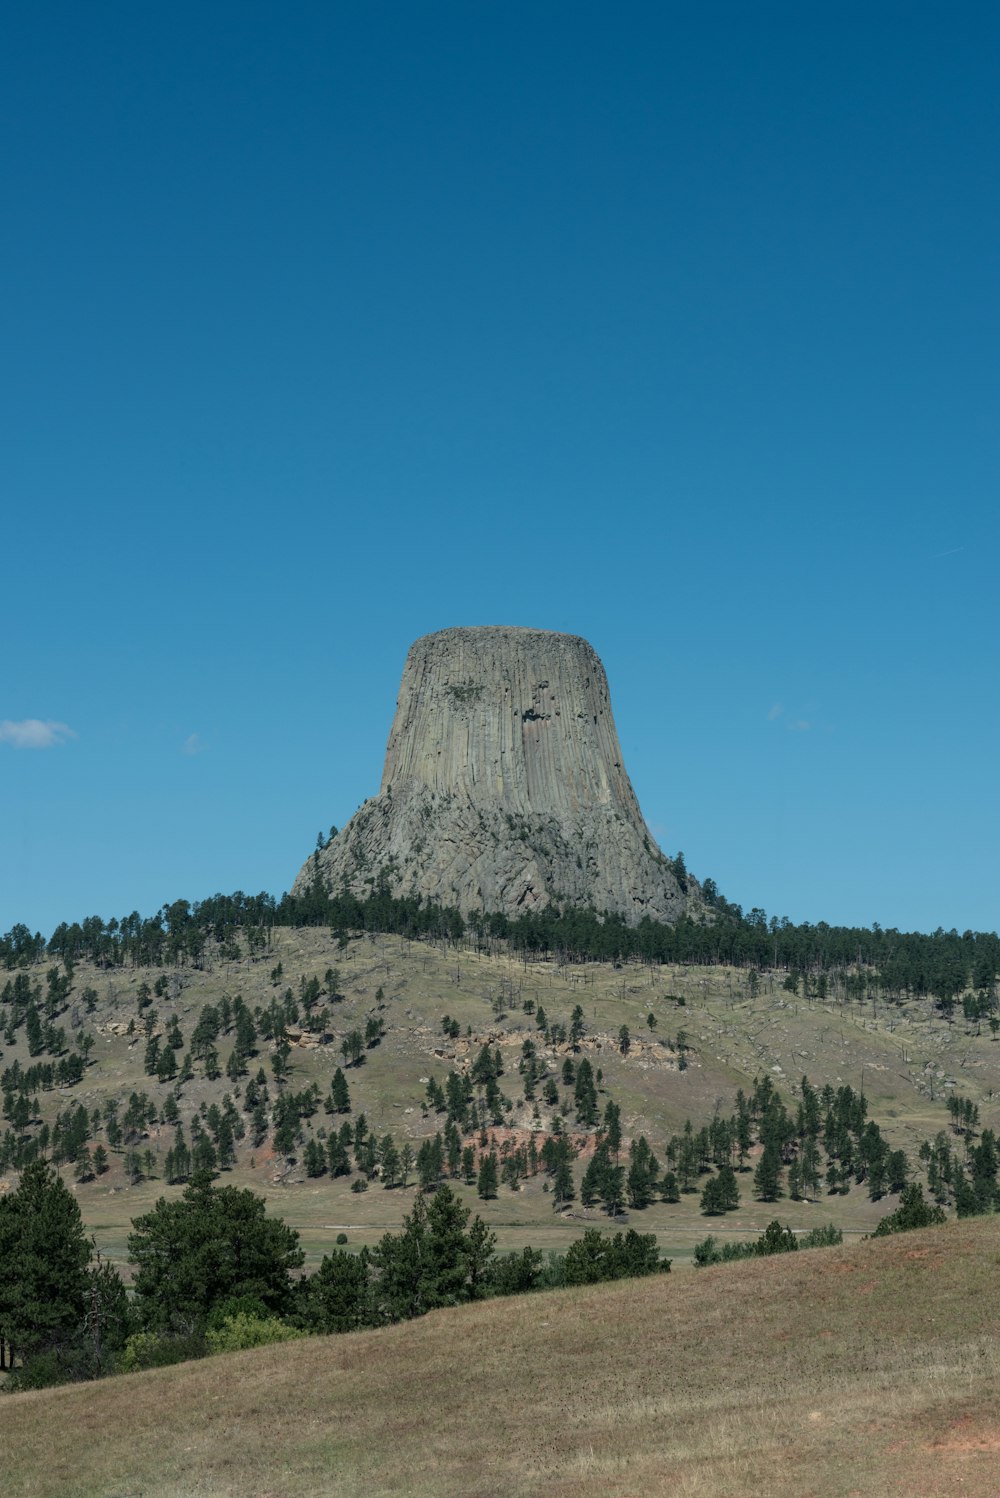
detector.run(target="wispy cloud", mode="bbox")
[181,732,205,755]
[768,703,820,733]
[934,545,965,558]
[0,719,77,749]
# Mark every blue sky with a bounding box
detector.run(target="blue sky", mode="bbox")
[2,3,997,938]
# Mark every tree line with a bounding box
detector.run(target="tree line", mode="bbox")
[4,870,998,1011]
[0,1163,669,1391]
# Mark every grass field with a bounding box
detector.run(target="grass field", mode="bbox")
[5,1214,999,1497]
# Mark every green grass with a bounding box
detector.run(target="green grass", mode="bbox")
[5,1215,1000,1497]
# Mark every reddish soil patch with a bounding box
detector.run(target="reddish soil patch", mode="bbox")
[925,1415,1000,1455]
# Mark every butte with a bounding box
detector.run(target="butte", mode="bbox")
[292,626,690,925]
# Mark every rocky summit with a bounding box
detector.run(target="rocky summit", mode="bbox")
[293,626,689,924]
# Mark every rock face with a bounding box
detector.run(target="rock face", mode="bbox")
[293,626,688,925]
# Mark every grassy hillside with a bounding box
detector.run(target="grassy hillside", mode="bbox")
[5,1215,999,1497]
[4,925,999,1266]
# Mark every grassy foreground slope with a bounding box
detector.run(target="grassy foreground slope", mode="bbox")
[7,1216,1000,1498]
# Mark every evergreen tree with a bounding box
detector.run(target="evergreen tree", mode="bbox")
[581,1142,611,1206]
[626,1136,659,1209]
[477,1150,499,1200]
[327,1134,352,1177]
[573,1059,598,1126]
[329,1067,351,1113]
[546,1151,571,1207]
[660,1169,680,1203]
[381,1136,401,1188]
[872,1183,947,1236]
[754,1143,782,1202]
[304,1138,326,1177]
[569,1005,585,1050]
[700,1175,725,1214]
[295,1248,371,1333]
[0,1161,91,1372]
[604,1100,622,1159]
[717,1163,740,1210]
[143,1034,161,1076]
[128,1169,303,1332]
[415,1133,444,1191]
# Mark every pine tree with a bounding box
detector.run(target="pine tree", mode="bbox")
[477,1151,499,1200]
[304,1139,326,1177]
[717,1162,740,1210]
[416,1133,444,1191]
[754,1144,782,1202]
[660,1170,680,1203]
[0,1160,91,1370]
[700,1176,724,1214]
[626,1136,659,1209]
[549,1153,572,1208]
[128,1170,303,1331]
[329,1067,351,1113]
[381,1136,401,1188]
[872,1183,946,1236]
[581,1143,610,1206]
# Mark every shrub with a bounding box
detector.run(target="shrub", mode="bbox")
[800,1223,843,1248]
[118,1331,208,1373]
[206,1313,304,1354]
[873,1183,946,1237]
[695,1220,841,1266]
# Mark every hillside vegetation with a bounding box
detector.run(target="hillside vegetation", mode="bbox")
[5,1215,999,1498]
[3,917,1000,1269]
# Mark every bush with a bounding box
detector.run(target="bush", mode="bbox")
[756,1220,798,1256]
[487,1247,544,1297]
[118,1330,208,1374]
[336,1232,348,1245]
[695,1220,841,1266]
[800,1223,843,1248]
[206,1313,304,1354]
[872,1183,946,1237]
[205,1295,269,1331]
[563,1228,667,1285]
[4,1349,80,1391]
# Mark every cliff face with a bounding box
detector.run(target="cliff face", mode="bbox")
[293,626,688,924]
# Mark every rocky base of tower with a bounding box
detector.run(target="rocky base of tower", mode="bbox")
[292,781,689,924]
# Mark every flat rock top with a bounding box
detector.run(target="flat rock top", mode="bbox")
[416,624,592,646]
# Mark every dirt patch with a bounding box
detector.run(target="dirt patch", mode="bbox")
[925,1415,1000,1455]
[904,1247,945,1267]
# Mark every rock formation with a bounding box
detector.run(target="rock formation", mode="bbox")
[293,626,690,925]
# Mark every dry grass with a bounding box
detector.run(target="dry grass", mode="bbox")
[5,1216,1000,1497]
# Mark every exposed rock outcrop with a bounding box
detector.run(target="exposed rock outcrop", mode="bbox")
[293,626,689,925]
